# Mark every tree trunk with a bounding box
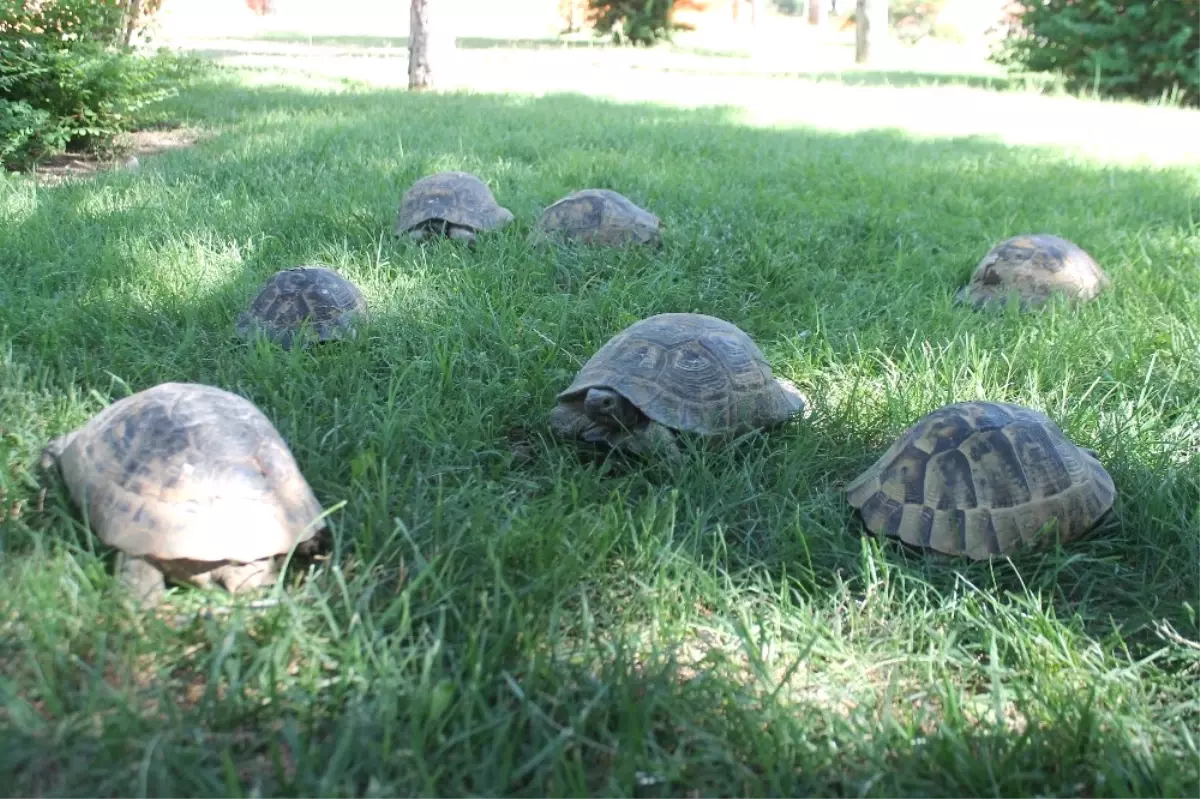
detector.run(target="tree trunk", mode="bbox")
[749,0,758,25]
[121,0,143,47]
[409,0,453,91]
[808,0,823,26]
[855,0,887,64]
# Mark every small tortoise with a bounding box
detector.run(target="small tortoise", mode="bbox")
[956,234,1110,309]
[40,382,327,608]
[550,312,808,459]
[531,189,663,248]
[394,170,514,244]
[846,401,1115,559]
[236,265,368,350]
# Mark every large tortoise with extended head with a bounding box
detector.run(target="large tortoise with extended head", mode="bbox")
[531,188,663,248]
[550,312,808,460]
[236,265,368,350]
[40,382,327,608]
[394,170,514,244]
[956,233,1110,309]
[846,400,1115,559]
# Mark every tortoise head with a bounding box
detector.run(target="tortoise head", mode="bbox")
[583,388,643,431]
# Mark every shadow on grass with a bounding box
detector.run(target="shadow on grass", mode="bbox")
[629,62,1018,90]
[783,68,1017,90]
[230,32,609,50]
[2,75,1197,797]
[0,618,1188,796]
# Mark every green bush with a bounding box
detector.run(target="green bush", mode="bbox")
[1,0,200,168]
[991,0,1200,107]
[0,99,63,164]
[891,0,951,44]
[585,0,693,46]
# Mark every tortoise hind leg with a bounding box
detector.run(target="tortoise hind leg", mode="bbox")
[214,559,279,595]
[447,225,477,245]
[116,553,167,609]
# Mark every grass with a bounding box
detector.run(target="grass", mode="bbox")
[1,53,1199,797]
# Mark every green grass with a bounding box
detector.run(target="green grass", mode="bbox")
[1,64,1198,797]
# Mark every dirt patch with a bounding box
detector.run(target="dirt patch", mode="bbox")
[15,127,200,187]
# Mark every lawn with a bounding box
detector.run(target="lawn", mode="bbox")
[1,36,1199,798]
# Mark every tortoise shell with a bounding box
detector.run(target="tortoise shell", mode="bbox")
[556,312,806,437]
[956,234,1110,309]
[532,188,663,248]
[236,266,368,350]
[846,401,1115,559]
[394,170,514,238]
[42,382,326,565]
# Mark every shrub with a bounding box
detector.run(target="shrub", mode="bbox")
[0,99,64,164]
[585,0,695,46]
[891,0,948,45]
[990,0,1200,107]
[1,0,197,168]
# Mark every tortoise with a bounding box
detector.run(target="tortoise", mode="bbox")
[394,170,514,244]
[40,382,327,608]
[846,401,1115,559]
[531,188,663,248]
[236,265,369,350]
[549,312,808,460]
[956,233,1110,310]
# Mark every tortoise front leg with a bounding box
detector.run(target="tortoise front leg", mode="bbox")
[116,553,167,609]
[447,225,477,245]
[625,420,683,463]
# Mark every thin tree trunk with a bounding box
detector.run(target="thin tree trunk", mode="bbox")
[749,0,758,25]
[855,0,887,64]
[122,0,143,47]
[409,0,452,91]
[808,0,823,26]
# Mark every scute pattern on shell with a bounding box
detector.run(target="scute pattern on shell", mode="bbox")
[956,233,1110,309]
[557,313,803,436]
[50,382,325,564]
[236,266,368,350]
[846,401,1115,559]
[533,188,663,248]
[394,170,514,234]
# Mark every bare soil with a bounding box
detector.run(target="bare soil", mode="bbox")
[15,127,200,187]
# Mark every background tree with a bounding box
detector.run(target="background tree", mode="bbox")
[731,0,760,24]
[409,0,454,91]
[855,0,888,63]
[559,0,590,33]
